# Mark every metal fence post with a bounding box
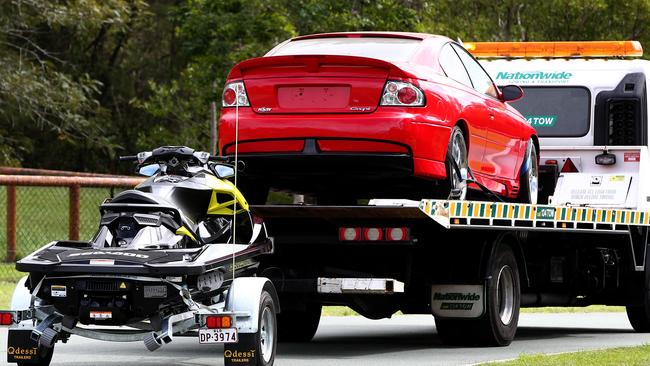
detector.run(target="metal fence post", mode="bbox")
[69,185,80,241]
[6,185,16,262]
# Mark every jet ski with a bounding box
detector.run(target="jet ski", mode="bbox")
[3,146,278,366]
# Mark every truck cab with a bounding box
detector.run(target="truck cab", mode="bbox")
[473,41,650,209]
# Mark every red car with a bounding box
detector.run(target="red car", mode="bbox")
[219,32,538,204]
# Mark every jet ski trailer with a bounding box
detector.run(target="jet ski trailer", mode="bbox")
[1,146,279,366]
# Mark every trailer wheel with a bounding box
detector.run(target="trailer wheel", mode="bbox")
[435,242,520,346]
[517,139,539,205]
[255,289,278,365]
[277,304,322,342]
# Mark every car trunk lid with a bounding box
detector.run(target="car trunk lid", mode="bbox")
[229,55,416,114]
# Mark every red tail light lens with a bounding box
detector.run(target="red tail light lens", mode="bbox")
[339,228,361,241]
[386,227,410,241]
[381,81,425,106]
[206,315,232,329]
[363,228,383,241]
[222,81,250,107]
[0,312,13,325]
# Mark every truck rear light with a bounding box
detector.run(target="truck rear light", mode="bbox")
[339,228,361,241]
[386,227,410,241]
[0,312,12,325]
[206,315,232,329]
[380,81,425,106]
[363,228,383,241]
[561,158,579,173]
[222,81,250,107]
[595,152,616,165]
[545,159,558,165]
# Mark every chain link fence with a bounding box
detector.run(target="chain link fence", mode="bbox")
[1,175,143,282]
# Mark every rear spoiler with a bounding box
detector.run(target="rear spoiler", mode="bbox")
[226,54,418,80]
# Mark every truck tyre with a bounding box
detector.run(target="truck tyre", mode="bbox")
[255,289,278,365]
[445,126,468,200]
[626,306,650,332]
[517,139,539,204]
[435,242,520,346]
[277,304,321,342]
[626,251,650,332]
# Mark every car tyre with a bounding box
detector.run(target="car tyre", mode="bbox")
[445,126,468,200]
[517,139,539,204]
[277,304,322,342]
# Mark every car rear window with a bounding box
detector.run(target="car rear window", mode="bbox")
[269,37,422,62]
[509,87,591,137]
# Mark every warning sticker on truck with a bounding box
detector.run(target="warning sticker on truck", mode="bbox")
[431,284,484,318]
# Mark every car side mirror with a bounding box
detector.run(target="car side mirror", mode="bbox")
[500,85,524,102]
[211,163,236,179]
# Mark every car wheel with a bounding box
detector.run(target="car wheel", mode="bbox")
[435,242,520,346]
[445,126,468,200]
[278,304,322,342]
[517,139,539,204]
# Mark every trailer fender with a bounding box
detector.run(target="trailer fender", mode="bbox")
[225,277,279,334]
[11,276,30,311]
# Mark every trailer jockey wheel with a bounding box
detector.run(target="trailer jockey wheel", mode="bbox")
[277,303,322,342]
[435,241,520,346]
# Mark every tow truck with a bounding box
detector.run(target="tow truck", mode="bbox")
[251,41,650,346]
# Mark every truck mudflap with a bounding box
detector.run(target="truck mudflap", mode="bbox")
[7,327,52,365]
[431,284,485,318]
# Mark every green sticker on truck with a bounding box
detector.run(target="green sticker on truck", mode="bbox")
[526,115,557,127]
[536,206,556,220]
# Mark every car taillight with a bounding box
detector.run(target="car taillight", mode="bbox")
[386,227,410,241]
[222,81,250,107]
[339,227,361,241]
[380,81,425,106]
[206,315,232,329]
[363,228,383,241]
[0,312,13,325]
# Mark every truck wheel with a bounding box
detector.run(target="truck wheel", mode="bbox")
[517,139,539,204]
[255,289,277,366]
[278,304,321,342]
[445,126,468,200]
[626,306,650,332]
[435,242,520,346]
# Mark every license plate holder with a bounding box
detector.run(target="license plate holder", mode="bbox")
[199,328,238,344]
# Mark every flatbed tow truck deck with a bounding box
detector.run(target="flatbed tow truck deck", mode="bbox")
[252,199,650,346]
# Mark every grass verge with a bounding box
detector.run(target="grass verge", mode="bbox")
[482,344,650,365]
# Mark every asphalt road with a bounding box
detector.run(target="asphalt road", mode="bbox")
[2,313,649,366]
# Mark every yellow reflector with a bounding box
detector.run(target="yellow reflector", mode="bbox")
[465,41,643,58]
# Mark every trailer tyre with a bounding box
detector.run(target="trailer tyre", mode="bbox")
[435,242,520,346]
[254,289,278,366]
[277,304,322,342]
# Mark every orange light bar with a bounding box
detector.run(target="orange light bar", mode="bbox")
[465,41,643,58]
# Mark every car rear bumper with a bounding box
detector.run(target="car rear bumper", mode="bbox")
[218,108,452,181]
